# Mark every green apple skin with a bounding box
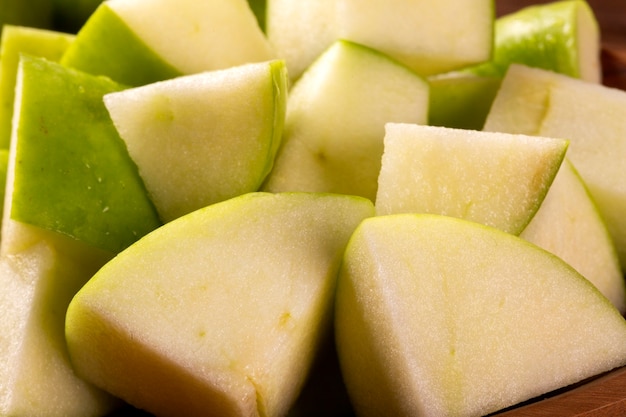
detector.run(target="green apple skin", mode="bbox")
[427,72,501,130]
[267,0,493,81]
[7,55,161,254]
[61,0,275,87]
[484,63,626,269]
[464,0,600,83]
[375,123,568,235]
[335,214,626,417]
[105,59,288,223]
[59,3,181,86]
[262,40,429,202]
[0,242,119,417]
[521,158,626,314]
[0,25,75,150]
[66,192,374,417]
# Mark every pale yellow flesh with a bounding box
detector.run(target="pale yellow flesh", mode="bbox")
[375,123,567,235]
[262,40,429,202]
[66,192,374,417]
[484,63,626,268]
[107,0,275,74]
[336,214,626,417]
[521,159,626,313]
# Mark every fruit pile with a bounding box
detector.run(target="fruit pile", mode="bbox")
[1,1,626,417]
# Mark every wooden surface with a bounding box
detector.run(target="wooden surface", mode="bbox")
[491,1,626,415]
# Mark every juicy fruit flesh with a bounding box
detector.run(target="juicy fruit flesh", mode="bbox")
[336,214,626,417]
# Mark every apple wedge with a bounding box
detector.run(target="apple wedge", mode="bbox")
[262,40,429,202]
[375,123,568,235]
[484,63,626,268]
[65,192,374,417]
[0,242,119,417]
[60,0,275,86]
[266,0,493,80]
[0,25,74,149]
[521,158,626,314]
[335,213,626,417]
[104,60,288,223]
[3,54,161,255]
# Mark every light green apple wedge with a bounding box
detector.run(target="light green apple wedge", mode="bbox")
[0,25,75,149]
[484,63,626,269]
[266,0,493,81]
[4,54,161,255]
[521,158,626,314]
[60,0,275,86]
[335,214,626,417]
[0,242,119,417]
[262,40,429,202]
[466,0,601,83]
[104,60,288,223]
[65,192,374,417]
[375,123,568,235]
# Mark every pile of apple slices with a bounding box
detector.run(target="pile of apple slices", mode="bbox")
[1,1,626,417]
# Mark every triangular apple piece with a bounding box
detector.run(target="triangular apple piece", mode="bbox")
[336,213,626,417]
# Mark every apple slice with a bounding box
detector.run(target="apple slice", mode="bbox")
[262,40,429,202]
[104,60,288,223]
[60,0,275,86]
[3,54,161,255]
[375,123,568,235]
[484,63,626,268]
[521,158,626,314]
[0,241,119,416]
[335,213,626,417]
[65,192,374,417]
[266,0,493,80]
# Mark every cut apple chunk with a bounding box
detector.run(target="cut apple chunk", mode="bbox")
[375,123,568,235]
[262,40,429,202]
[105,60,288,223]
[484,63,626,268]
[66,192,374,417]
[61,0,275,86]
[335,213,626,417]
[521,158,626,314]
[4,54,161,254]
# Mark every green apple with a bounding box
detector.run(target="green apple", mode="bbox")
[375,123,568,235]
[65,192,374,417]
[335,213,626,417]
[4,54,161,255]
[521,158,626,314]
[262,40,429,202]
[0,0,53,33]
[266,0,493,81]
[427,72,501,130]
[466,0,601,83]
[484,63,626,268]
[0,25,75,150]
[0,241,118,416]
[60,0,275,86]
[104,60,288,223]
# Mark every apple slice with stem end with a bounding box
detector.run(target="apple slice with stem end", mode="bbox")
[335,213,626,417]
[0,241,119,417]
[266,0,493,81]
[0,25,75,150]
[60,0,275,86]
[375,123,568,235]
[3,54,161,255]
[65,192,374,417]
[465,0,601,83]
[483,63,626,269]
[521,158,626,314]
[104,59,288,223]
[262,40,429,202]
